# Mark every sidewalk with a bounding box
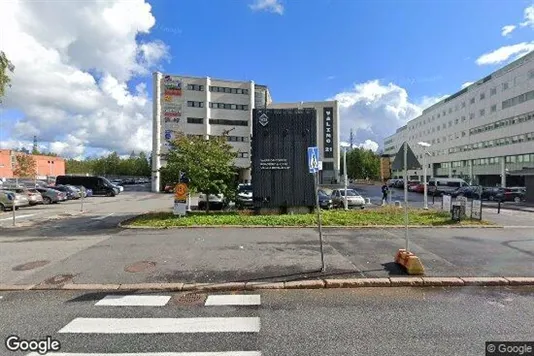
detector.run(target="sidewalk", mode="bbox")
[2,225,533,287]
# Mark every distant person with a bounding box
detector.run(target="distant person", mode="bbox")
[381,180,389,205]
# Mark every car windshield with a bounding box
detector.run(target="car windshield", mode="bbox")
[238,185,252,192]
[340,190,359,197]
[318,190,329,197]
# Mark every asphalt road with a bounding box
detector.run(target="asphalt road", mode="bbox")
[1,287,534,355]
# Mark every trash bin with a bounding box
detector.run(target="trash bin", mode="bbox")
[451,204,462,222]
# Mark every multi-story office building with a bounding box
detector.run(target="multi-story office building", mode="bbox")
[151,72,340,192]
[384,51,534,187]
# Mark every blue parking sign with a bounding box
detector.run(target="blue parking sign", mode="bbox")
[308,146,319,174]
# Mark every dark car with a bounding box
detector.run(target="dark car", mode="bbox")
[450,186,482,199]
[55,175,118,196]
[47,185,80,199]
[318,189,333,210]
[503,187,526,203]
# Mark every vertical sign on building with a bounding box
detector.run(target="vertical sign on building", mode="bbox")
[323,107,334,158]
[160,75,184,154]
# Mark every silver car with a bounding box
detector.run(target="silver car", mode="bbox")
[331,189,366,209]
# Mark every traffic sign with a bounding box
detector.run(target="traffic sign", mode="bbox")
[391,142,422,170]
[308,146,320,174]
[174,183,188,200]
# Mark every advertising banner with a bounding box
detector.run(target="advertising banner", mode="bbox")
[323,107,334,158]
[162,75,182,96]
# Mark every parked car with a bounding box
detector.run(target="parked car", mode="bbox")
[0,190,17,211]
[47,185,79,200]
[35,187,67,204]
[407,181,421,192]
[0,185,43,205]
[236,184,253,209]
[331,189,365,209]
[0,190,31,209]
[412,183,425,193]
[428,178,469,196]
[481,187,505,201]
[198,193,225,210]
[503,187,526,203]
[318,189,333,210]
[55,175,118,196]
[450,185,483,199]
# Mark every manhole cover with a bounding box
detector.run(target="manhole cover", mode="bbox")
[12,260,50,271]
[124,261,157,273]
[172,293,207,306]
[42,274,75,285]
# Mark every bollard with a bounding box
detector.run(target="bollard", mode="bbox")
[498,200,501,214]
[365,198,371,205]
[394,200,401,207]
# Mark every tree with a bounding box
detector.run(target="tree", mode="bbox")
[162,132,238,212]
[344,148,381,180]
[0,51,15,101]
[13,154,37,178]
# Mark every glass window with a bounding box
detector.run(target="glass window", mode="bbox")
[502,82,509,90]
[470,97,475,104]
[491,105,497,113]
[470,113,475,120]
[461,102,466,108]
[490,87,497,96]
[480,93,485,100]
[479,109,485,117]
[525,155,531,163]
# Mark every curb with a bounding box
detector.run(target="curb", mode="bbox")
[2,277,534,292]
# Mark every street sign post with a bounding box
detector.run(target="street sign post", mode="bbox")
[7,193,16,226]
[308,146,325,272]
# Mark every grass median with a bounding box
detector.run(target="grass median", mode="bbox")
[125,206,493,228]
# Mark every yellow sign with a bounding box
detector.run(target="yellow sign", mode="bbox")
[175,183,188,199]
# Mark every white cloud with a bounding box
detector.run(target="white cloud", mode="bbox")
[520,5,534,28]
[501,25,516,36]
[475,42,534,65]
[330,80,445,151]
[249,0,284,15]
[0,0,169,158]
[461,81,474,89]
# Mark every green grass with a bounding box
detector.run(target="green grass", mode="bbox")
[126,206,493,228]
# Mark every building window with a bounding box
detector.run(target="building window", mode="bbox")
[209,119,248,126]
[491,105,497,113]
[227,136,249,142]
[187,101,204,108]
[461,102,466,108]
[209,86,249,95]
[448,121,452,127]
[455,118,459,125]
[490,87,497,96]
[209,102,249,110]
[187,84,204,91]
[237,152,250,158]
[187,117,204,124]
[443,111,446,116]
[529,70,534,80]
[502,82,509,91]
[470,97,475,104]
[479,109,485,117]
[480,92,485,100]
[461,116,466,122]
[448,108,452,114]
[442,123,446,129]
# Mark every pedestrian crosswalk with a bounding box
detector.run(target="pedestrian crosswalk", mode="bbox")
[26,293,262,356]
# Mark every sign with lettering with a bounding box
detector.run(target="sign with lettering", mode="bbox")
[471,199,482,220]
[323,107,334,158]
[260,158,290,170]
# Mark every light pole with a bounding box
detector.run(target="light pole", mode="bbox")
[418,141,432,210]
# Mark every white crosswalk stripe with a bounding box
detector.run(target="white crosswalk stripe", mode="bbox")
[39,293,262,355]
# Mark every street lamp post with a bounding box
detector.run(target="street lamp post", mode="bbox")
[343,147,348,210]
[418,142,432,210]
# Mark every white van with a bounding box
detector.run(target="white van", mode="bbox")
[428,178,469,196]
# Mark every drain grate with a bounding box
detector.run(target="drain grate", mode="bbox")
[172,293,207,306]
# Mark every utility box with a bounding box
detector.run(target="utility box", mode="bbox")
[251,108,317,213]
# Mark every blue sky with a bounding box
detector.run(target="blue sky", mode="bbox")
[1,0,533,157]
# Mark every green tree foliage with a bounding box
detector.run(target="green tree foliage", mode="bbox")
[0,51,15,100]
[341,148,381,180]
[161,133,238,211]
[65,151,151,177]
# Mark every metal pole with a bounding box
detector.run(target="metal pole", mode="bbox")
[314,172,325,272]
[80,188,84,212]
[12,200,16,226]
[403,142,409,252]
[423,153,428,210]
[343,148,348,210]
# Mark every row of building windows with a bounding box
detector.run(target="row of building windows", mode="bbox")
[186,101,250,111]
[187,84,204,91]
[187,117,203,124]
[469,111,534,136]
[501,89,534,110]
[237,152,249,158]
[407,70,534,131]
[209,102,249,110]
[227,136,249,142]
[210,86,250,95]
[209,119,248,126]
[448,131,534,154]
[439,153,534,168]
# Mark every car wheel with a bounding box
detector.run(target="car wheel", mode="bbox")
[15,207,20,210]
[489,196,494,201]
[198,202,205,210]
[43,197,52,204]
[0,203,5,212]
[514,196,521,203]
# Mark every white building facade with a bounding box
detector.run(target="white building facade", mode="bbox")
[151,73,340,192]
[384,51,534,187]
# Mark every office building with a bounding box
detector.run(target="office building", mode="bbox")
[151,72,340,192]
[384,51,534,187]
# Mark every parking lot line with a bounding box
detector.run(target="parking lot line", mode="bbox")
[91,213,115,220]
[0,213,37,221]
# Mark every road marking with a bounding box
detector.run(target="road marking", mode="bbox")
[91,213,115,220]
[95,295,171,306]
[26,353,261,356]
[205,294,261,306]
[0,214,36,221]
[58,317,261,333]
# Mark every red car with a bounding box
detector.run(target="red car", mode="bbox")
[412,183,425,193]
